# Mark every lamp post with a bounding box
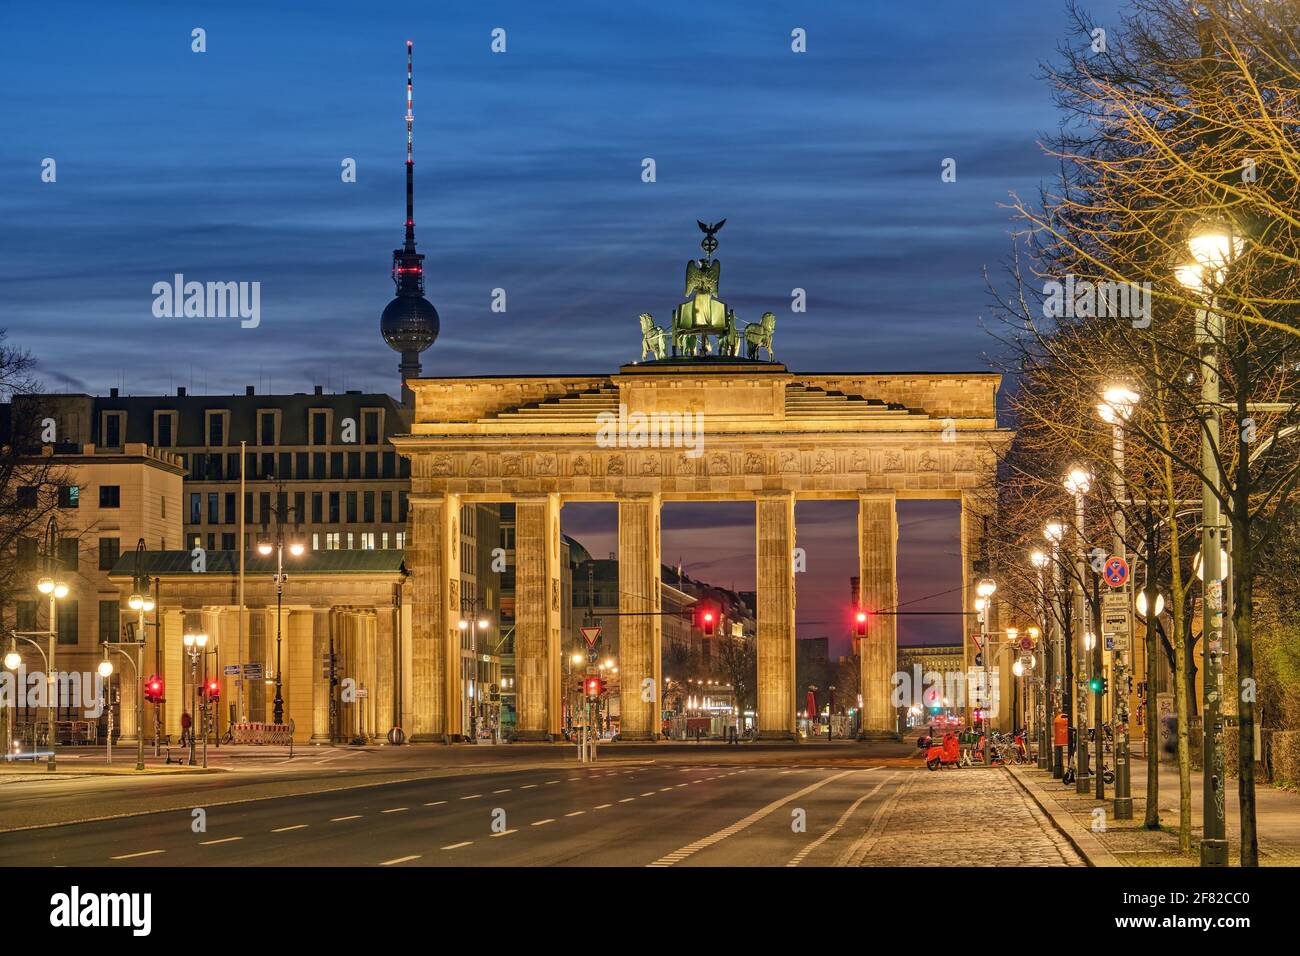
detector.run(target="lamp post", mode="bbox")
[35,517,70,767]
[975,577,997,762]
[1064,465,1093,793]
[5,633,50,760]
[1030,549,1051,770]
[1099,385,1139,818]
[182,630,208,766]
[258,491,305,727]
[457,598,492,743]
[97,652,114,764]
[1044,521,1067,778]
[1176,217,1242,866]
[126,539,154,771]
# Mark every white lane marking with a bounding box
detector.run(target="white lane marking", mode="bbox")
[380,854,421,866]
[565,811,586,817]
[787,772,893,868]
[659,787,673,792]
[199,837,243,845]
[441,841,473,850]
[111,849,164,860]
[531,818,556,826]
[425,801,446,807]
[619,797,635,803]
[271,825,308,833]
[568,776,581,781]
[594,803,612,809]
[493,789,511,794]
[640,791,656,797]
[461,794,482,800]
[545,780,559,785]
[331,815,362,822]
[491,829,517,837]
[648,769,860,867]
[521,784,538,789]
[381,807,408,814]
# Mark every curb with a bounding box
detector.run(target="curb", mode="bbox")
[1006,765,1124,867]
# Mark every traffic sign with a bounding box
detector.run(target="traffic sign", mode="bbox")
[580,626,602,648]
[224,664,241,675]
[1019,635,1034,651]
[1102,556,1130,588]
[242,662,264,680]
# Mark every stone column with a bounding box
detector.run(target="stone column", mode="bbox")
[618,494,662,740]
[756,492,796,739]
[161,608,186,741]
[859,494,899,736]
[375,602,397,740]
[514,494,562,740]
[408,494,459,742]
[959,491,990,728]
[285,609,313,743]
[311,608,331,743]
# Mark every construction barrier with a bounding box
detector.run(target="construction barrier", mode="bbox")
[230,721,295,746]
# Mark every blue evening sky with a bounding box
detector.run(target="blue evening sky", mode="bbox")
[0,0,1127,649]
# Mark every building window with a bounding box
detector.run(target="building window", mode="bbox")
[208,492,219,524]
[206,412,226,447]
[190,493,202,525]
[58,537,78,572]
[312,492,323,523]
[221,533,235,550]
[329,492,340,523]
[381,491,393,523]
[99,485,121,508]
[395,532,405,549]
[224,492,236,524]
[313,452,326,479]
[16,601,37,632]
[294,491,305,524]
[363,491,374,523]
[360,532,375,550]
[311,410,328,445]
[346,492,358,523]
[99,537,121,571]
[103,412,124,448]
[346,532,354,549]
[363,410,380,444]
[60,485,80,509]
[330,451,343,477]
[347,452,360,478]
[365,451,378,479]
[155,412,175,448]
[279,452,292,479]
[381,532,389,549]
[245,492,253,524]
[382,452,396,478]
[296,451,308,477]
[261,453,274,478]
[16,537,38,569]
[98,600,120,642]
[259,492,270,521]
[399,492,409,524]
[259,411,276,445]
[57,600,79,645]
[311,533,320,551]
[188,533,201,549]
[17,486,38,508]
[325,532,340,550]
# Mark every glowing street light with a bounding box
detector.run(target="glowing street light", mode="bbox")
[1135,591,1166,618]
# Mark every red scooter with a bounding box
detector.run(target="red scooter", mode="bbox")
[919,732,961,770]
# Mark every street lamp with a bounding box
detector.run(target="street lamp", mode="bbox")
[1043,520,1068,777]
[182,631,208,766]
[35,517,69,765]
[458,596,496,743]
[124,539,154,770]
[1063,465,1094,794]
[1098,384,1139,817]
[1177,215,1242,867]
[1135,591,1166,618]
[260,491,305,727]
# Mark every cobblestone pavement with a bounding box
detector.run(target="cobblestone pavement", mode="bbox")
[851,767,1084,866]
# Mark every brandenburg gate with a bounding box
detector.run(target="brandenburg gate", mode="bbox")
[393,225,1007,742]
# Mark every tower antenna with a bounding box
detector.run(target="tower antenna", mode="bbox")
[404,39,416,254]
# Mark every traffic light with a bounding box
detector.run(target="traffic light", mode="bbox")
[854,609,869,638]
[584,676,603,698]
[143,675,164,704]
[697,605,717,637]
[204,677,221,701]
[1089,675,1108,695]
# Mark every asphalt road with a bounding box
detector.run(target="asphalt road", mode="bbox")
[0,760,909,867]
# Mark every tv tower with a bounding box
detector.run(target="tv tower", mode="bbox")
[380,40,440,407]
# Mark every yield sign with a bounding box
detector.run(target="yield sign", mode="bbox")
[581,626,602,648]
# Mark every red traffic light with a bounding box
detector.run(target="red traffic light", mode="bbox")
[584,677,603,698]
[697,605,717,637]
[854,609,869,638]
[204,678,221,701]
[144,675,164,703]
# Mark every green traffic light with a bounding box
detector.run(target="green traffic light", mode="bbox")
[1089,676,1104,693]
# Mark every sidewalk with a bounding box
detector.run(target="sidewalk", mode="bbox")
[1008,756,1300,866]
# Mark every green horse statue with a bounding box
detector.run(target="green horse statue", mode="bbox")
[640,313,668,360]
[744,311,776,360]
